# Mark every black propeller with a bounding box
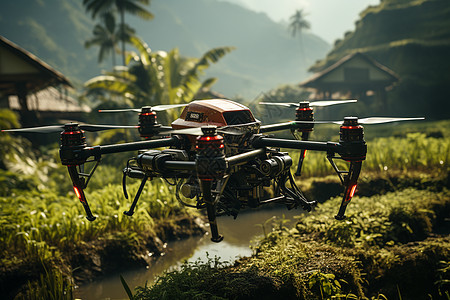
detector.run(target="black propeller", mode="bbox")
[260,117,425,133]
[2,123,138,134]
[259,99,357,108]
[349,117,425,125]
[98,103,188,113]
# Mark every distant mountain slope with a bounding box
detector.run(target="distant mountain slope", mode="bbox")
[308,0,450,119]
[0,0,98,86]
[0,0,330,99]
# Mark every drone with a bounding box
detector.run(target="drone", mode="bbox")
[3,99,423,242]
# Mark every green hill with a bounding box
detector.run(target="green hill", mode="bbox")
[309,0,450,119]
[0,0,330,99]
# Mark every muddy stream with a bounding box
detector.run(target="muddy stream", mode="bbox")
[75,208,301,299]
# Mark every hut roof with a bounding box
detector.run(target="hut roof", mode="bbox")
[0,35,72,96]
[300,52,399,89]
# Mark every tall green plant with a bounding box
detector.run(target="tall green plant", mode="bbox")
[288,9,311,64]
[85,12,135,67]
[85,36,234,119]
[83,0,154,65]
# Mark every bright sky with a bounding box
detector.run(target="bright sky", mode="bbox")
[221,0,380,43]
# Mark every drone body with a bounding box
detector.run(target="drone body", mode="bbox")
[3,98,424,242]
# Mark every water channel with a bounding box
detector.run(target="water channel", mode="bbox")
[75,207,302,300]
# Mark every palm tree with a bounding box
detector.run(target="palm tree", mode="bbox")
[83,0,153,65]
[288,9,311,65]
[85,12,119,66]
[289,9,310,38]
[84,36,234,121]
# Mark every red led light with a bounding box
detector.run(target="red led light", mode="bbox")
[303,150,307,157]
[73,186,81,199]
[198,135,223,142]
[349,184,357,198]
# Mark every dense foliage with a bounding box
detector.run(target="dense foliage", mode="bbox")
[0,108,202,298]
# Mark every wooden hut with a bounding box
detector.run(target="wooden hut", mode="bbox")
[300,52,399,106]
[0,35,89,125]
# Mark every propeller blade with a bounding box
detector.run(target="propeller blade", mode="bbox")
[259,121,296,133]
[291,117,425,126]
[2,125,65,133]
[152,103,189,111]
[260,116,424,133]
[78,124,138,132]
[309,99,357,107]
[99,103,188,113]
[2,124,138,133]
[259,100,357,108]
[260,120,342,133]
[258,102,298,108]
[98,108,141,113]
[163,127,204,136]
[357,117,425,125]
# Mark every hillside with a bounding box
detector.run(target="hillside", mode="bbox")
[0,0,98,87]
[309,0,450,119]
[0,0,330,99]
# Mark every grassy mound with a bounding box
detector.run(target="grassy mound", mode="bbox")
[133,185,449,299]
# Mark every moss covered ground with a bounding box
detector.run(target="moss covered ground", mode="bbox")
[133,173,449,299]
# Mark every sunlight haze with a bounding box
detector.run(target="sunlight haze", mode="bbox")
[221,0,380,43]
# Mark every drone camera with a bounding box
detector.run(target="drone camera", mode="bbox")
[137,150,173,175]
[260,153,293,177]
[180,183,200,199]
[136,149,190,177]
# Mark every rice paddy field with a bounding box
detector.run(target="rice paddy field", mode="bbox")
[0,119,449,299]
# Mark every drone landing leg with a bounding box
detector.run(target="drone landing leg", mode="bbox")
[200,180,223,243]
[67,166,96,221]
[124,175,148,217]
[294,132,310,176]
[335,161,362,220]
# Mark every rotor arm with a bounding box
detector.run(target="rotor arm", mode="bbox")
[61,136,181,166]
[91,136,180,156]
[260,121,299,133]
[251,135,342,153]
[226,148,266,167]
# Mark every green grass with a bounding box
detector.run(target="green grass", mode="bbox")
[1,109,449,298]
[1,180,183,251]
[133,188,449,299]
[0,179,193,298]
[291,131,449,178]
